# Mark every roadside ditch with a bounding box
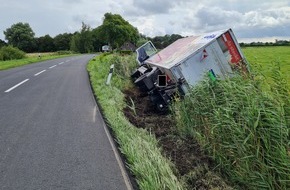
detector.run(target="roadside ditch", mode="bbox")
[123,87,233,190]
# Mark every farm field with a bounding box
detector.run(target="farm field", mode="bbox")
[0,52,76,70]
[242,46,290,83]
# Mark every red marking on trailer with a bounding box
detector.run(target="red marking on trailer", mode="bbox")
[201,49,208,61]
[222,32,242,64]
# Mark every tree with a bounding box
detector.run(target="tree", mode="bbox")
[98,13,139,49]
[91,27,107,52]
[0,39,7,48]
[150,34,183,49]
[70,22,93,53]
[36,35,55,52]
[150,36,164,49]
[70,32,80,53]
[136,38,148,47]
[4,22,35,52]
[54,33,72,51]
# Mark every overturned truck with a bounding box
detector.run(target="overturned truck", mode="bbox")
[131,28,249,111]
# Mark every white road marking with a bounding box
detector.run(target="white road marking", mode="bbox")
[5,79,29,93]
[65,60,69,63]
[93,106,97,123]
[58,62,64,65]
[49,65,57,69]
[34,70,46,76]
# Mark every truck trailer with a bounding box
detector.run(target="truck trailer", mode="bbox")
[132,28,249,111]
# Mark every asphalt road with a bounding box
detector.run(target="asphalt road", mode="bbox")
[0,55,131,190]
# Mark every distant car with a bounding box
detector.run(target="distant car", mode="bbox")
[102,45,110,52]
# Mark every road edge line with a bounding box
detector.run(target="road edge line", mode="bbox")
[86,58,134,190]
[100,111,133,190]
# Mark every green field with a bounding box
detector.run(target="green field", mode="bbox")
[0,52,76,70]
[242,46,290,83]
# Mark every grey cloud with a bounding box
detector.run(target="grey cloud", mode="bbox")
[130,0,193,15]
[73,15,87,23]
[72,14,99,29]
[243,8,290,29]
[1,0,290,41]
[179,4,290,37]
[132,0,174,14]
[195,6,242,28]
[62,0,83,3]
[236,24,290,38]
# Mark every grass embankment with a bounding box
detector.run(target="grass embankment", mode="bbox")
[0,51,76,70]
[174,47,290,189]
[87,53,184,190]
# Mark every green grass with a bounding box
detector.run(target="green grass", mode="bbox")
[242,46,290,83]
[87,53,185,190]
[173,46,290,189]
[0,52,77,70]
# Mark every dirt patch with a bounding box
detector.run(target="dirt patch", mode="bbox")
[123,88,233,190]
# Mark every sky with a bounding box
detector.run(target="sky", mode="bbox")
[0,0,290,43]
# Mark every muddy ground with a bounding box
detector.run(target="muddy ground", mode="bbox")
[123,88,233,190]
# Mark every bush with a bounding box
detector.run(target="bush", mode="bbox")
[119,50,133,55]
[56,50,73,55]
[108,54,138,79]
[173,67,290,189]
[0,46,26,61]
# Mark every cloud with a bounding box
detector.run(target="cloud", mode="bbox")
[174,4,290,38]
[132,0,174,14]
[62,0,82,3]
[0,0,289,41]
[243,7,290,28]
[194,6,242,31]
[130,16,166,37]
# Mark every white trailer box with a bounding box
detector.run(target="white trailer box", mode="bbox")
[144,28,248,94]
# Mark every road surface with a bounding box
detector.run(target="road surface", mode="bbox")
[0,55,131,190]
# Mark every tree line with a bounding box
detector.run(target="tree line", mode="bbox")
[6,12,289,54]
[0,13,131,53]
[0,13,185,54]
[239,40,290,47]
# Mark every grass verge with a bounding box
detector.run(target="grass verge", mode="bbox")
[0,52,77,70]
[87,53,185,190]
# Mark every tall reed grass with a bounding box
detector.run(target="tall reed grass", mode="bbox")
[173,63,290,189]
